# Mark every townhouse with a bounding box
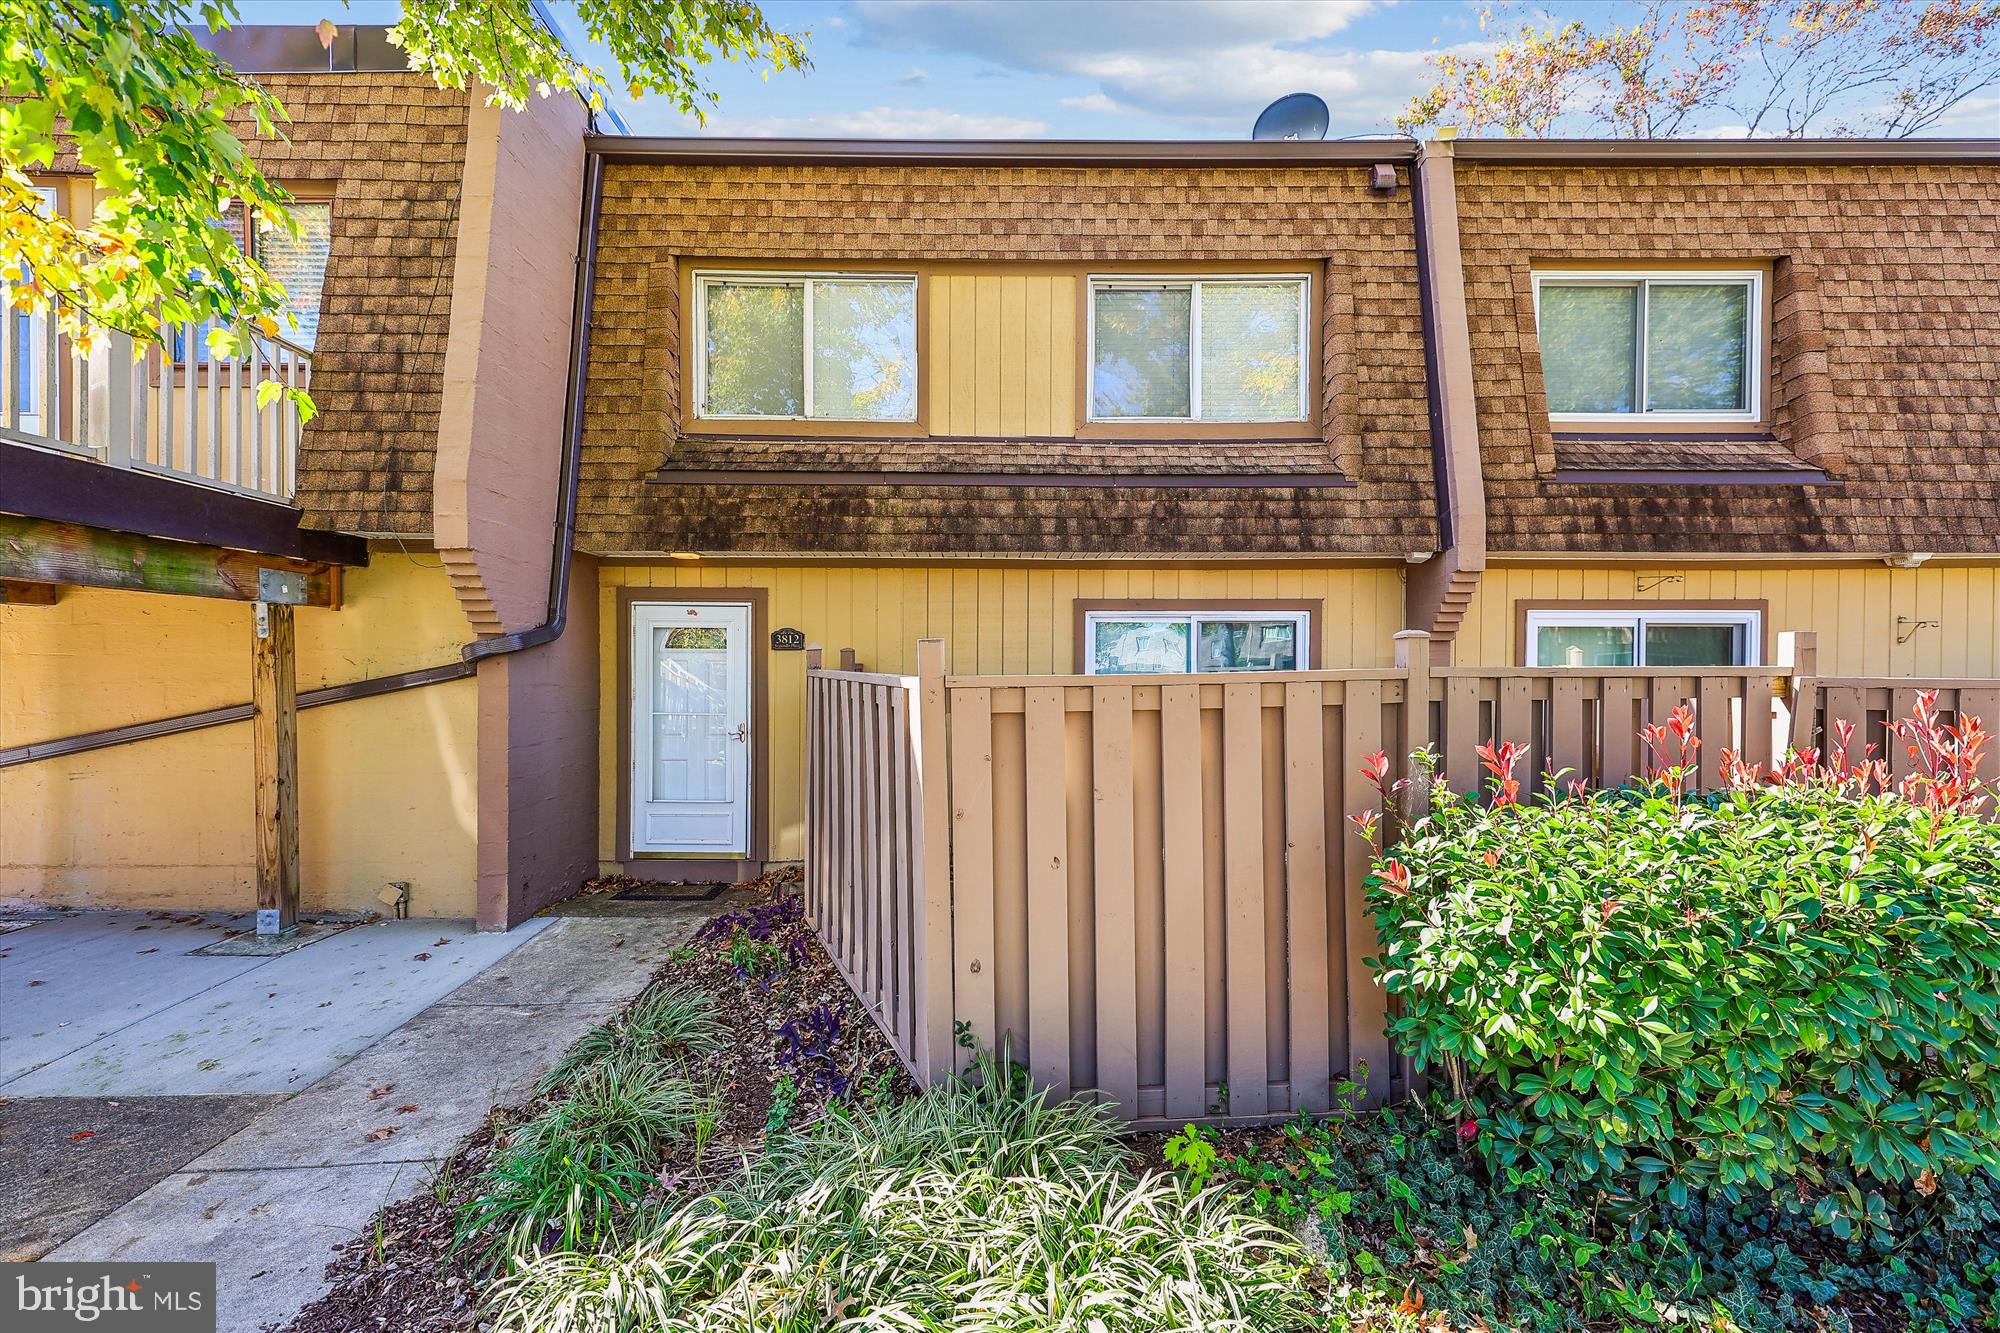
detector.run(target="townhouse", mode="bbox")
[2,28,1994,929]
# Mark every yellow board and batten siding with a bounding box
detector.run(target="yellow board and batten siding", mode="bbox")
[928,273,1078,438]
[1461,563,2000,678]
[596,561,1410,867]
[0,553,480,916]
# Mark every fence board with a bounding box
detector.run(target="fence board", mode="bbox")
[1222,681,1269,1117]
[950,686,998,1065]
[1282,680,1331,1114]
[1024,686,1072,1099]
[1091,684,1139,1117]
[1341,678,1391,1106]
[1159,683,1207,1121]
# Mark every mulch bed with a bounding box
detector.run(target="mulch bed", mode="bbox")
[280,868,912,1333]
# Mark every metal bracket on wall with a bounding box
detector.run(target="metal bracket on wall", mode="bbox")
[1896,617,1941,644]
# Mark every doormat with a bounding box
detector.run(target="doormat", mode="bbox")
[187,919,356,957]
[610,881,729,903]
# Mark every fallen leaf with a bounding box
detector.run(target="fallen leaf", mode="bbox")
[434,937,449,947]
[368,1084,396,1100]
[1463,1223,1478,1251]
[611,939,625,948]
[395,1104,419,1114]
[28,979,44,986]
[364,1126,400,1142]
[198,1059,221,1072]
[1916,1167,1939,1197]
[69,1130,96,1141]
[137,948,158,955]
[318,1001,332,1008]
[413,952,431,961]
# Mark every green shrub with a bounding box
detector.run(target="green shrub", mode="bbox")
[1365,705,2000,1213]
[458,1055,716,1265]
[1207,1103,2000,1333]
[486,1055,1313,1332]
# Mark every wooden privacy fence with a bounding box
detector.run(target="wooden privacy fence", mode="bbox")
[804,629,1990,1127]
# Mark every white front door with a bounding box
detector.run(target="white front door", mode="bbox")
[631,602,752,855]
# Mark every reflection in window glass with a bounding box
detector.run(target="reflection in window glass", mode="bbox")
[1196,619,1298,671]
[1529,613,1757,667]
[1535,625,1637,668]
[704,282,805,416]
[1643,623,1739,666]
[1539,284,1638,413]
[812,279,917,421]
[1198,282,1303,422]
[1086,611,1310,675]
[1090,278,1308,422]
[651,627,729,802]
[1092,286,1192,419]
[1092,619,1191,674]
[1536,274,1757,418]
[1645,284,1747,412]
[257,202,332,350]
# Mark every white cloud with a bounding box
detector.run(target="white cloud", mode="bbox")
[847,0,1464,132]
[1059,93,1122,114]
[894,66,930,87]
[688,105,1052,138]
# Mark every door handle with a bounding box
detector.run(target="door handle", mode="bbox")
[729,723,749,743]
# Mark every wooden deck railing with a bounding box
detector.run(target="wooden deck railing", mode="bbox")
[2,291,309,504]
[804,628,1995,1126]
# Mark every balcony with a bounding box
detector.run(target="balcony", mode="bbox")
[4,297,311,507]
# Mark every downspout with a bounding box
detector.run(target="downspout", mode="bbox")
[1,146,606,770]
[1404,135,1487,665]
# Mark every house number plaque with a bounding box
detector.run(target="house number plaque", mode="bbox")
[771,628,807,651]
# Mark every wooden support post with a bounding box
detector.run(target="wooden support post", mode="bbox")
[1778,630,1819,757]
[911,637,954,1085]
[253,601,300,936]
[1394,630,1433,825]
[839,647,859,672]
[804,645,823,670]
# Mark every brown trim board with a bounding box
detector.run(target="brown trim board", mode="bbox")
[1512,598,1773,667]
[2,439,367,567]
[1070,598,1326,674]
[614,586,771,869]
[650,469,1353,489]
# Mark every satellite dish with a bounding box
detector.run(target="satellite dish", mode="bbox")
[1252,92,1330,142]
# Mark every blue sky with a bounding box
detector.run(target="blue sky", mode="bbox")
[241,1,1999,140]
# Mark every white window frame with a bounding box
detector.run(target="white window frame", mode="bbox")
[1531,269,1764,424]
[1082,608,1313,675]
[1524,607,1763,668]
[1085,274,1312,425]
[691,269,919,423]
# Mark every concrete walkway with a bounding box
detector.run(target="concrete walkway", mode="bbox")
[4,895,724,1333]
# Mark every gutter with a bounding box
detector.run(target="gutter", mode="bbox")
[3,148,608,770]
[1450,137,2000,165]
[587,135,1420,168]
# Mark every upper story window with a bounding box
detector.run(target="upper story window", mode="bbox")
[1526,607,1762,668]
[1087,275,1309,424]
[694,272,918,422]
[177,199,332,359]
[1532,270,1762,423]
